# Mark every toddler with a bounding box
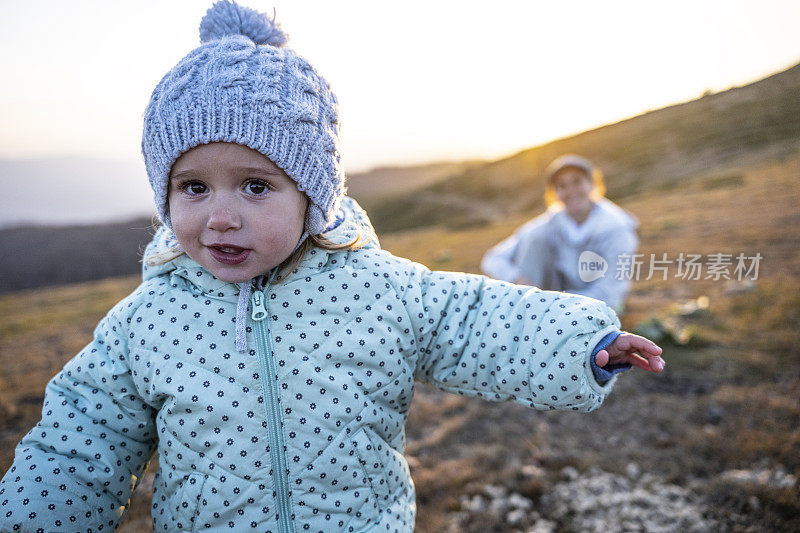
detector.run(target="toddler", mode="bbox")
[0,2,664,532]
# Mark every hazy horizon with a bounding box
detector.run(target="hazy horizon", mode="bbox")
[0,157,154,229]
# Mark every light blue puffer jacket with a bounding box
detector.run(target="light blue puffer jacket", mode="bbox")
[0,198,622,532]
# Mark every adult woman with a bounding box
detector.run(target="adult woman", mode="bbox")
[481,154,639,313]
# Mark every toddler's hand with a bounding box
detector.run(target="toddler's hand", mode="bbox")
[595,332,665,372]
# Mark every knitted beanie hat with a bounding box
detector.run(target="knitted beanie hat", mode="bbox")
[142,0,344,237]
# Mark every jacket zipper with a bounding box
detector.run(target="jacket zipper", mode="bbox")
[251,289,294,533]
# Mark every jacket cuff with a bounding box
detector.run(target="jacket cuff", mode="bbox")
[590,331,631,384]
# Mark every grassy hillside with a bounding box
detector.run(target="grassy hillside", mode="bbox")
[1,153,798,532]
[379,153,800,531]
[346,160,485,205]
[363,63,800,233]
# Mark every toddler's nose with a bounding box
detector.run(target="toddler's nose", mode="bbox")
[207,204,242,232]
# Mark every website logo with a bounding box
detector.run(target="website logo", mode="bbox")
[578,251,607,282]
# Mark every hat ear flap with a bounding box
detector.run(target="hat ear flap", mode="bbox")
[305,204,326,237]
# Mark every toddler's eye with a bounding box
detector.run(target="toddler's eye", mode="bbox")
[182,181,207,195]
[246,180,268,195]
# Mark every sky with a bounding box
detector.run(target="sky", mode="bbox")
[1,0,799,172]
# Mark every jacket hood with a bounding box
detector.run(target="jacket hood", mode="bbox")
[142,196,380,299]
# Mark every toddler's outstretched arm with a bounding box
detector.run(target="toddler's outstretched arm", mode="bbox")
[398,265,629,413]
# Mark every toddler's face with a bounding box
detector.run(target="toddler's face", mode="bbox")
[168,142,308,283]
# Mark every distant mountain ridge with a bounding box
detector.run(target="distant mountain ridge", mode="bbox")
[0,218,155,293]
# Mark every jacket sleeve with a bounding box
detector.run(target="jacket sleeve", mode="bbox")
[0,290,158,531]
[400,265,622,412]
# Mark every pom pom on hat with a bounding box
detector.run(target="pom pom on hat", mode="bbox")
[199,0,288,46]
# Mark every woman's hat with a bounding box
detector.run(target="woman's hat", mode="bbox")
[544,154,595,185]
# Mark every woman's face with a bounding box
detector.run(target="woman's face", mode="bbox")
[553,166,594,221]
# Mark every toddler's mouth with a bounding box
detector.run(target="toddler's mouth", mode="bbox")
[207,244,251,265]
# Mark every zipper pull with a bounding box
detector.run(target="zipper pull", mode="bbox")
[251,290,268,321]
